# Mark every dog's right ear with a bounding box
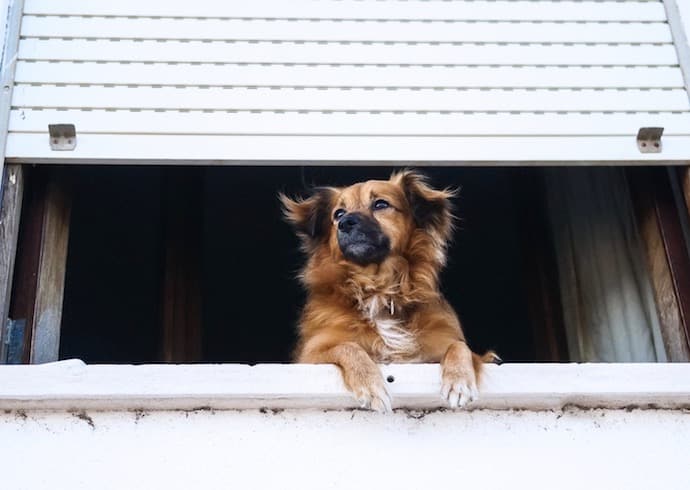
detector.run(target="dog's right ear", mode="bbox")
[279,187,336,251]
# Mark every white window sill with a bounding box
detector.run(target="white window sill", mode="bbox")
[1,360,689,411]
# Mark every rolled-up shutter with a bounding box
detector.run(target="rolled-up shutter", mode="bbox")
[5,0,690,163]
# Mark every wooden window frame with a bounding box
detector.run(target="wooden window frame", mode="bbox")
[627,166,690,361]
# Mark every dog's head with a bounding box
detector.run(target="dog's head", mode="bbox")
[280,170,455,269]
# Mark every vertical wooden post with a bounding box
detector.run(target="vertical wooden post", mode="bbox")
[160,168,203,362]
[679,167,690,220]
[628,167,690,362]
[0,165,24,363]
[29,175,72,363]
[4,168,70,363]
[6,168,72,364]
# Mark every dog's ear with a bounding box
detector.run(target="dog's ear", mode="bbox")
[279,187,336,251]
[392,170,456,244]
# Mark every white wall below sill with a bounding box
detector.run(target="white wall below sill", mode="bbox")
[0,360,689,411]
[2,362,690,490]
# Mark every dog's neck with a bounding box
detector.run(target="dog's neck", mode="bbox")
[344,254,441,308]
[302,244,443,310]
[343,259,405,312]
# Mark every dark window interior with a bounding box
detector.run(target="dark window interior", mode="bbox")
[59,167,164,363]
[56,166,554,364]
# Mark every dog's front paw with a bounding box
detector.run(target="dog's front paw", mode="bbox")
[440,368,478,409]
[440,342,478,409]
[343,367,392,413]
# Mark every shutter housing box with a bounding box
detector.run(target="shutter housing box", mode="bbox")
[5,0,690,164]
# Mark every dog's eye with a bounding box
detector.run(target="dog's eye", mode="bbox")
[333,208,346,220]
[373,199,390,211]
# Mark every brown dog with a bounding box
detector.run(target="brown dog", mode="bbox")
[281,170,496,412]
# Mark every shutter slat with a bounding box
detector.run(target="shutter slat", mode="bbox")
[8,134,690,163]
[18,39,678,66]
[21,17,673,43]
[15,62,685,89]
[10,110,690,136]
[13,86,690,112]
[23,0,667,22]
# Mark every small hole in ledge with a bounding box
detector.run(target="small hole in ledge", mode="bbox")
[386,375,395,383]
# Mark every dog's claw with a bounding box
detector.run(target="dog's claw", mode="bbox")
[440,382,451,401]
[351,376,392,413]
[460,384,473,407]
[441,375,478,409]
[363,390,391,413]
[370,393,392,413]
[448,389,460,408]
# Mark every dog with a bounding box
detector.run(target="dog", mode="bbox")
[280,170,497,412]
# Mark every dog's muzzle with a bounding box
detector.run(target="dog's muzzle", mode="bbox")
[337,212,390,265]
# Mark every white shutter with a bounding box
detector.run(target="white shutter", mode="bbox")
[6,0,690,163]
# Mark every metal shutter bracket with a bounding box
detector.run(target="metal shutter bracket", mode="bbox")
[637,127,663,153]
[48,124,77,151]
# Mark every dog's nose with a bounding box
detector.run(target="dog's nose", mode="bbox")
[338,214,359,233]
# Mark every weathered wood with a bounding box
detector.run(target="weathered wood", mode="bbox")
[628,168,690,361]
[160,168,203,362]
[680,167,690,220]
[7,168,45,363]
[0,165,25,363]
[654,170,690,353]
[29,173,71,364]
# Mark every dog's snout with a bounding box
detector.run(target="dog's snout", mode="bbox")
[338,213,360,232]
[336,211,389,265]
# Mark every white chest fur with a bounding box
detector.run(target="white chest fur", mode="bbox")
[362,296,418,360]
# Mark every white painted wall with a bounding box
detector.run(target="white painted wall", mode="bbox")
[1,362,690,489]
[1,407,689,490]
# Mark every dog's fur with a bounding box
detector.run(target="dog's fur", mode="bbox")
[280,170,496,412]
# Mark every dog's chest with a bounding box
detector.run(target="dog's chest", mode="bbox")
[361,296,419,361]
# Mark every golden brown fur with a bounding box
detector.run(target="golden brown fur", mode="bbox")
[280,170,496,412]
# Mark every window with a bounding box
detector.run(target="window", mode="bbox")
[4,165,689,364]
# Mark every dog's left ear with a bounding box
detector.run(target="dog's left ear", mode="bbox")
[392,170,456,245]
[279,187,336,252]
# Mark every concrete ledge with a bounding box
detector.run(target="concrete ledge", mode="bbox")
[1,360,689,411]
